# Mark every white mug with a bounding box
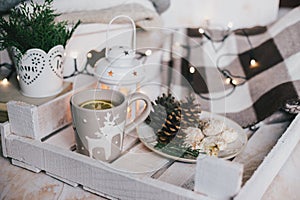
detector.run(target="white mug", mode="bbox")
[70,89,151,162]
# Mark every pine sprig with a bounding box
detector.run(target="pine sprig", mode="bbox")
[154,141,205,159]
[0,0,80,55]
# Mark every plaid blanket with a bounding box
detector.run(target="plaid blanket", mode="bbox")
[168,6,300,127]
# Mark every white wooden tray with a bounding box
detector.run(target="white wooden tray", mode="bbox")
[1,112,299,200]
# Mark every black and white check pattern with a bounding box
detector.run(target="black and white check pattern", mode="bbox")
[170,7,300,127]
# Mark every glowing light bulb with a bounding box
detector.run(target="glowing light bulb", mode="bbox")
[250,59,259,67]
[17,75,20,81]
[250,59,256,65]
[198,28,205,34]
[87,52,92,58]
[100,84,110,90]
[1,78,9,86]
[227,22,233,29]
[189,66,195,74]
[145,49,152,56]
[231,79,238,85]
[225,78,231,84]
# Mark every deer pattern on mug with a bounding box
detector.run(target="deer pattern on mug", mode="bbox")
[85,113,125,160]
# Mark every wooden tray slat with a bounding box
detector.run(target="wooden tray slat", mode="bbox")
[110,143,171,177]
[157,162,196,187]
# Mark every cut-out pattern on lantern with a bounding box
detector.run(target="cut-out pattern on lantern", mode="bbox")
[94,15,145,119]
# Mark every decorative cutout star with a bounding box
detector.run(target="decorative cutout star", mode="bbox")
[133,71,137,76]
[108,70,113,76]
[124,50,129,55]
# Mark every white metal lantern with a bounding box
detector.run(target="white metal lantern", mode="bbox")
[94,15,144,94]
[94,15,145,117]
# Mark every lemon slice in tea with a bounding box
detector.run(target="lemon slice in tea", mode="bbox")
[80,100,114,110]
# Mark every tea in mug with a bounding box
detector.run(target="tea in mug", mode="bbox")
[80,100,114,110]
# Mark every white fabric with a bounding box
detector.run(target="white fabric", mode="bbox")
[286,52,300,81]
[161,0,280,29]
[32,0,156,13]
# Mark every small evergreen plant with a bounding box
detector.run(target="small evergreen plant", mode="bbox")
[0,0,80,55]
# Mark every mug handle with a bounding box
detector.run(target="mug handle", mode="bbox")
[124,92,151,134]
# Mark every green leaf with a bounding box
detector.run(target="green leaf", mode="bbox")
[0,0,80,55]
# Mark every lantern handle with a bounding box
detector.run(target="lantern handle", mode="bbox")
[105,15,136,58]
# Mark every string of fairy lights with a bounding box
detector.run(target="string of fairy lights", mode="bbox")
[176,22,259,100]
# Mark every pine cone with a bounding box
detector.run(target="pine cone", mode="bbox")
[180,95,201,128]
[154,93,180,113]
[157,108,181,144]
[146,104,167,133]
[146,93,180,133]
[146,93,202,145]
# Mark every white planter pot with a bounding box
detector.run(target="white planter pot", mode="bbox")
[13,45,64,98]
